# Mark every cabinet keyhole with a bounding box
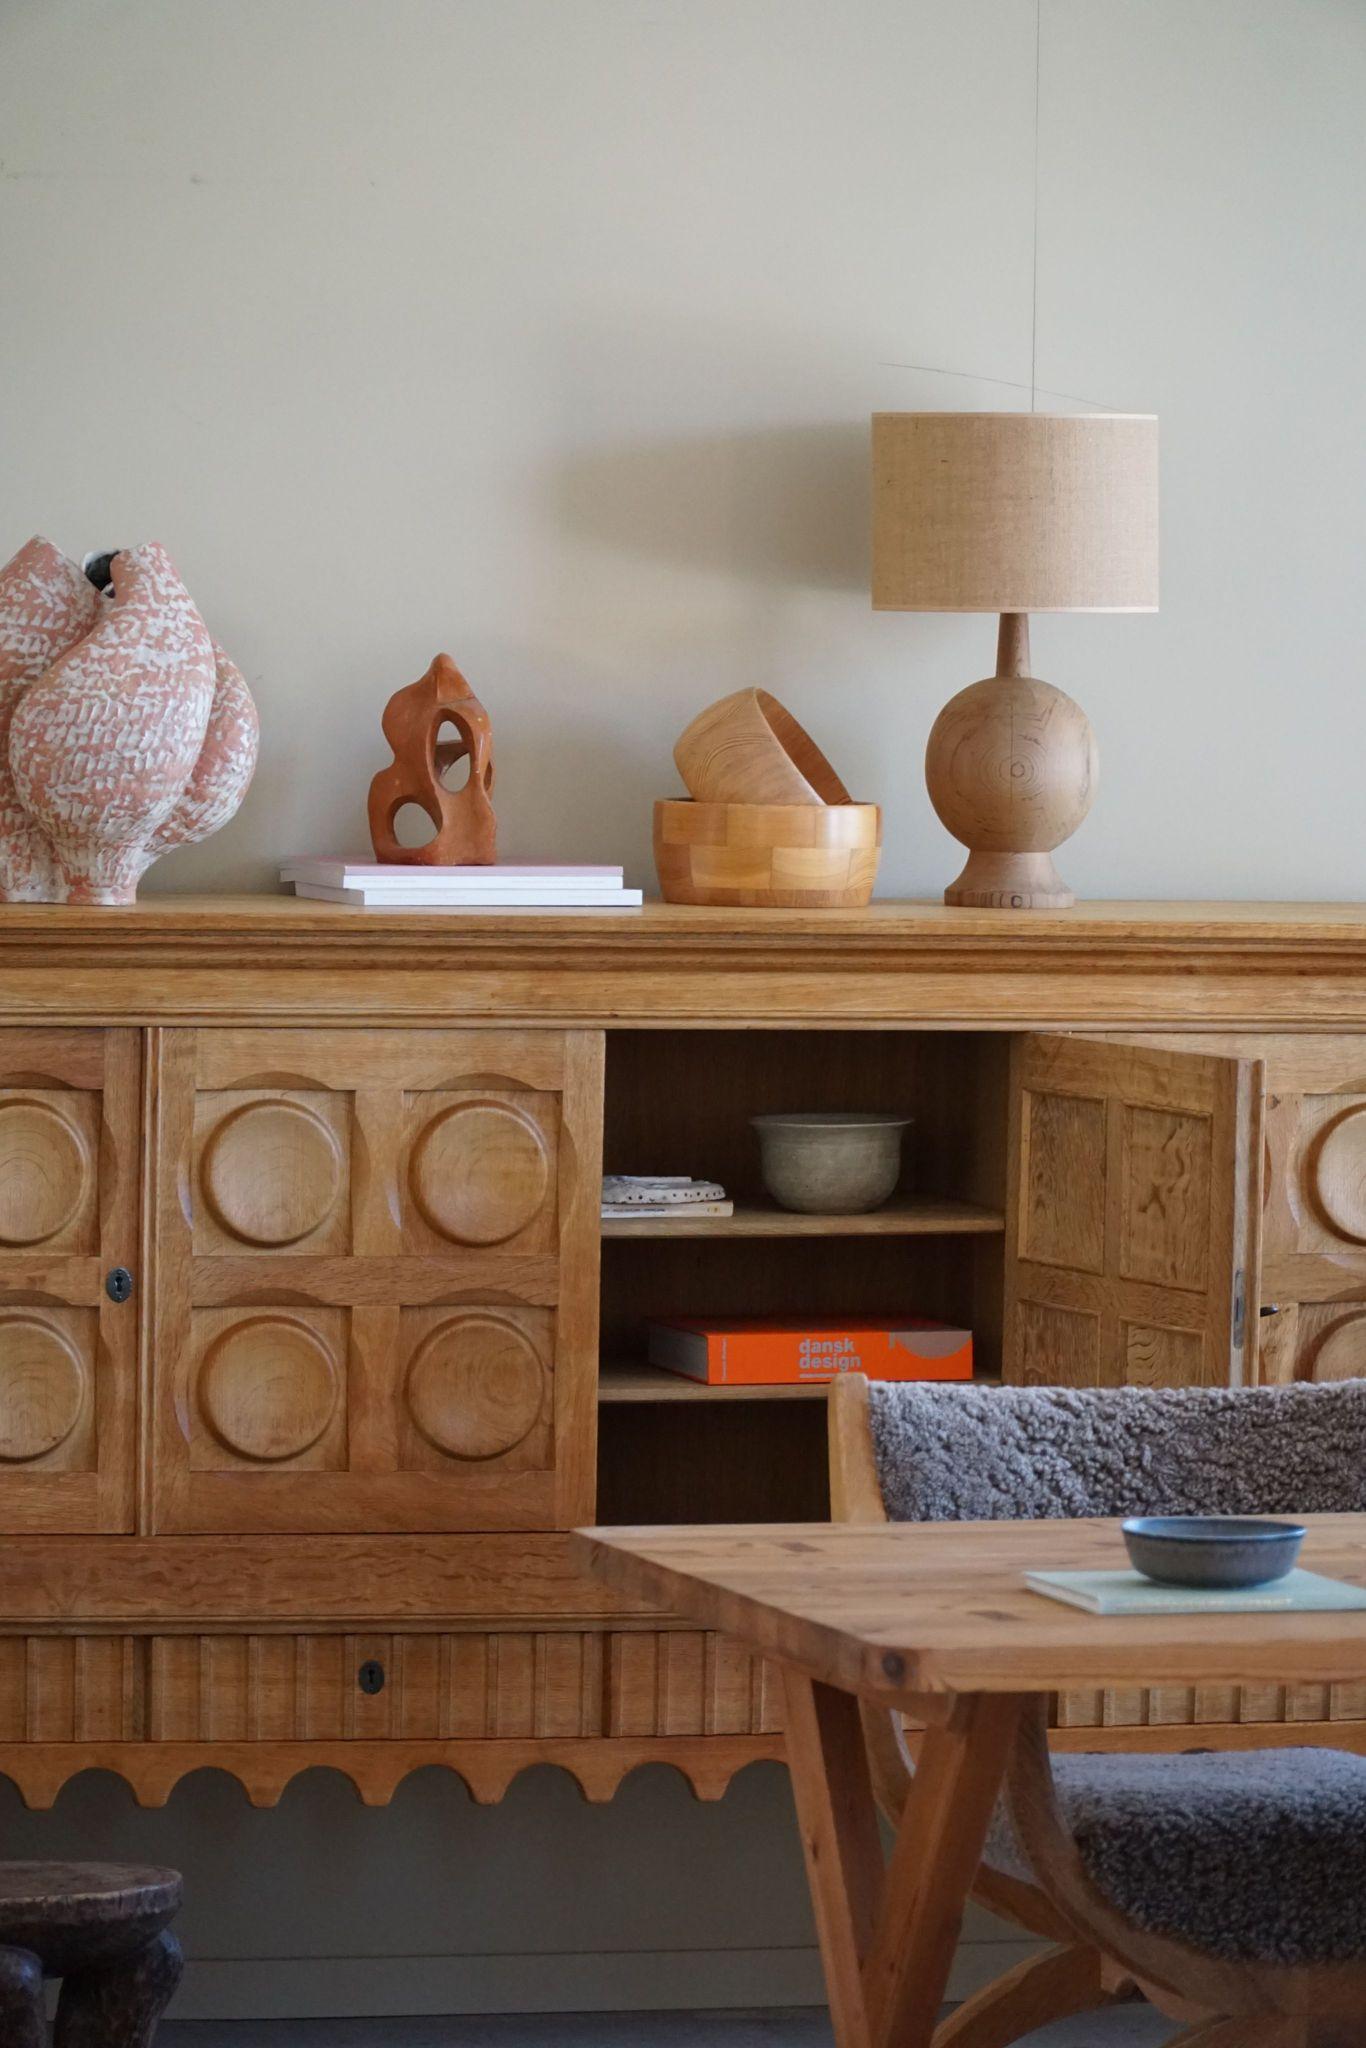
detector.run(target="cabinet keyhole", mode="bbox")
[358,1660,386,1695]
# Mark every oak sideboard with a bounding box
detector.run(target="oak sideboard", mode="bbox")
[2,895,1366,1810]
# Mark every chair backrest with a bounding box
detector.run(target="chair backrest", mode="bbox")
[857,1378,1366,1524]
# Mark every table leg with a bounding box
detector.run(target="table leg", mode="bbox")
[782,1670,1028,2048]
[863,1692,1026,2047]
[782,1669,885,2048]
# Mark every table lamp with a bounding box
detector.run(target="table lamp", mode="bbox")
[871,411,1158,908]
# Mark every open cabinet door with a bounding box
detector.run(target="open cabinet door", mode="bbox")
[1005,1035,1265,1389]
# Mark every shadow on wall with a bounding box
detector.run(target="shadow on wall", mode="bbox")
[552,421,870,591]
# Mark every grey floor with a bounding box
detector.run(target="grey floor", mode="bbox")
[157,2007,1173,2046]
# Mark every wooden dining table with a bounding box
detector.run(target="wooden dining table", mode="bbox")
[573,1514,1366,2048]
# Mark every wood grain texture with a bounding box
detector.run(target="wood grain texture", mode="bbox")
[589,1500,1366,2039]
[672,688,852,807]
[12,900,1366,1031]
[0,1622,778,1787]
[0,1735,781,1811]
[864,1691,1027,2046]
[931,1944,1121,2048]
[553,1031,604,1527]
[0,1029,139,1532]
[139,1627,778,1743]
[782,1671,882,2048]
[601,1196,1003,1239]
[576,1516,1366,1702]
[1004,1035,1263,1391]
[925,670,1097,912]
[5,909,1366,1805]
[599,1028,1005,1417]
[654,799,880,908]
[599,1367,830,1403]
[0,1533,655,1625]
[597,1396,829,1526]
[151,1026,602,1534]
[827,1369,1099,1997]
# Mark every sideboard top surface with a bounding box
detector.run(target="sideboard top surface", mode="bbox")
[4,894,1366,940]
[1,896,1365,1029]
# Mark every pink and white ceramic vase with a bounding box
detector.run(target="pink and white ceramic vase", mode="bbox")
[0,537,259,904]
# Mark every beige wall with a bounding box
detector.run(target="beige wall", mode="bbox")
[5,0,1364,902]
[3,0,1365,2022]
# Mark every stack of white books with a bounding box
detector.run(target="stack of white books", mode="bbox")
[282,857,642,909]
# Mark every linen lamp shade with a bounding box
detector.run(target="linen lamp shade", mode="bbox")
[872,412,1159,615]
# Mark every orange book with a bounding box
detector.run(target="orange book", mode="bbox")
[647,1317,973,1387]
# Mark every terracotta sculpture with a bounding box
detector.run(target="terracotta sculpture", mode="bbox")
[368,653,496,865]
[0,537,258,904]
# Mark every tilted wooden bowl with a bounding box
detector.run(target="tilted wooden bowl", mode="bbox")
[654,798,880,908]
[672,689,852,807]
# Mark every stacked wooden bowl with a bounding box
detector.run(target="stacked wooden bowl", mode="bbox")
[655,689,880,908]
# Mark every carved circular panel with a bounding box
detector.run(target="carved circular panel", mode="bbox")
[1310,1316,1366,1384]
[1309,1107,1366,1245]
[0,1318,85,1461]
[406,1313,545,1461]
[200,1316,339,1462]
[201,1099,342,1246]
[0,1099,89,1246]
[409,1102,550,1245]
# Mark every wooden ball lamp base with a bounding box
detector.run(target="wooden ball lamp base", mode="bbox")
[924,612,1097,910]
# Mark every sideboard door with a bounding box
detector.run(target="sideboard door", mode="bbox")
[0,1028,139,1531]
[150,1027,603,1534]
[1004,1034,1265,1390]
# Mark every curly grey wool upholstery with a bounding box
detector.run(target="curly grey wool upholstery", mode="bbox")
[864,1379,1366,1963]
[866,1379,1366,1524]
[986,1747,1366,1965]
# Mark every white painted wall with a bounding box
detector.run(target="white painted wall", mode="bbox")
[2,0,1364,2021]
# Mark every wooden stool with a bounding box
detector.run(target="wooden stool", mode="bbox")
[0,1863,182,2046]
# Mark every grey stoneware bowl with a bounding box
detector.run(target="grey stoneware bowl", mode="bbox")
[1121,1516,1306,1590]
[751,1112,911,1215]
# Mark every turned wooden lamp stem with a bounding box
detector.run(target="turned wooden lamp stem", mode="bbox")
[922,607,1098,911]
[996,612,1030,679]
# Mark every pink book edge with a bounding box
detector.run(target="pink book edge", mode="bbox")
[281,856,623,882]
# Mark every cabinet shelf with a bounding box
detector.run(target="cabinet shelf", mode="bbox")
[598,1366,1004,1404]
[599,1195,1005,1239]
[598,1366,830,1403]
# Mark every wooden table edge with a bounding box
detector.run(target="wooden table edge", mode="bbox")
[572,1524,1366,1705]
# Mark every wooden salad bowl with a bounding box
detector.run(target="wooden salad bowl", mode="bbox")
[672,689,852,807]
[654,797,880,908]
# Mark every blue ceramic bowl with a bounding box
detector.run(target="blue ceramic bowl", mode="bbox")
[1121,1516,1306,1590]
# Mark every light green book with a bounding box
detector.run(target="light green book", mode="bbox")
[1025,1568,1366,1617]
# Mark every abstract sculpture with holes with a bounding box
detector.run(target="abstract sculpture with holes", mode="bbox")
[367,652,496,865]
[0,535,258,904]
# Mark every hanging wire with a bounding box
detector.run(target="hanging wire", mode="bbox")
[1030,0,1042,411]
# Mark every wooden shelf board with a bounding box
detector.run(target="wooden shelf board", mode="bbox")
[598,1367,1006,1404]
[598,1367,830,1404]
[599,1195,1004,1239]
